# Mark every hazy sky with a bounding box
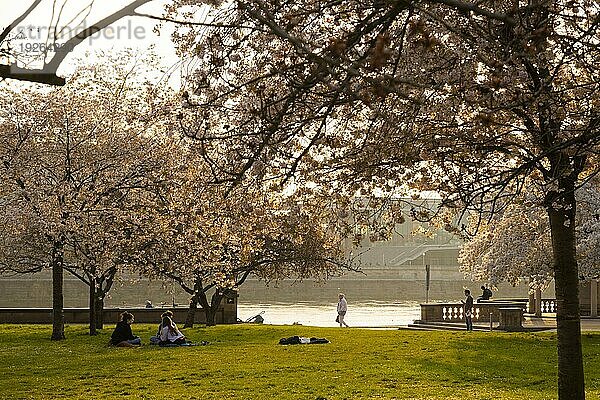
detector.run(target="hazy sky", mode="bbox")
[1,0,180,79]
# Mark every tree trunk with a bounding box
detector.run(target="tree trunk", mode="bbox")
[51,242,65,341]
[205,306,217,327]
[95,296,104,330]
[206,292,224,327]
[184,297,198,328]
[197,289,220,327]
[88,279,97,336]
[97,269,116,330]
[548,194,585,400]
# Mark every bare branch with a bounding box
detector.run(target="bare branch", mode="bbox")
[0,0,152,85]
[0,0,43,44]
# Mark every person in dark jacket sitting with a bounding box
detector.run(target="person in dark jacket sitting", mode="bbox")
[477,285,493,302]
[110,311,141,347]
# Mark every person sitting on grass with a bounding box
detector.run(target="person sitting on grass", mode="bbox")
[150,310,174,344]
[110,311,141,347]
[159,315,187,345]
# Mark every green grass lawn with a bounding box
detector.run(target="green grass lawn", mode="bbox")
[1,324,600,399]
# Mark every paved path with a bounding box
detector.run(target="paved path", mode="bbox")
[523,316,600,331]
[396,315,600,332]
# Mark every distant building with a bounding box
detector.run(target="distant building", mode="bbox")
[344,198,464,281]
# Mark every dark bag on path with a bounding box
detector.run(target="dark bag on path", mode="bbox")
[335,315,339,323]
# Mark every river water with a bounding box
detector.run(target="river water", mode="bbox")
[0,275,545,327]
[237,301,421,327]
[235,279,543,327]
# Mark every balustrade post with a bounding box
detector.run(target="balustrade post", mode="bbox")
[528,292,535,314]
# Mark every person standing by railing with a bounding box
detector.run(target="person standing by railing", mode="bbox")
[462,289,474,331]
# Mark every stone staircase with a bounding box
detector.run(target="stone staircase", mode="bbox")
[402,320,552,332]
[402,320,493,332]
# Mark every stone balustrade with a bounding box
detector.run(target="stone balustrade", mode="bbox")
[539,299,557,313]
[418,298,568,331]
[420,300,528,324]
[501,297,557,315]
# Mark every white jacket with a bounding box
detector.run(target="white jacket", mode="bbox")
[337,297,347,314]
[160,325,185,342]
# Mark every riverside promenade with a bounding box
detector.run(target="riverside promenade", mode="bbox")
[357,314,600,331]
[524,316,600,332]
[403,316,600,332]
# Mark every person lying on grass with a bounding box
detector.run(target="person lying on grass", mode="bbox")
[159,316,187,345]
[110,311,141,347]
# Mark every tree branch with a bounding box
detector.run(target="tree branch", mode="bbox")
[0,0,152,86]
[0,0,43,44]
[45,0,153,72]
[428,0,517,26]
[0,64,67,85]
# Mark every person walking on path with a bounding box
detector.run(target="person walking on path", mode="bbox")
[110,311,141,347]
[462,289,474,331]
[337,293,349,327]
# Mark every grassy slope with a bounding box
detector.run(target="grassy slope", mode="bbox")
[1,324,600,399]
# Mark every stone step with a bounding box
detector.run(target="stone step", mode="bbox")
[405,322,492,332]
[398,325,440,331]
[406,321,553,332]
[412,320,495,329]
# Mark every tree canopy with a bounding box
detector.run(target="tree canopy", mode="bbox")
[459,179,600,290]
[127,145,352,326]
[168,1,600,398]
[0,53,175,338]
